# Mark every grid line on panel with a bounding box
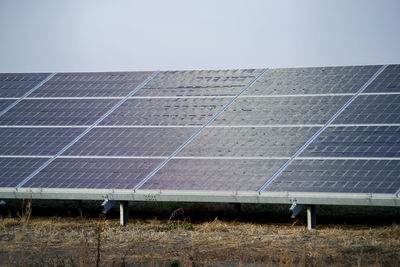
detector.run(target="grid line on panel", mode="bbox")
[133,68,269,191]
[15,71,160,188]
[0,73,57,118]
[257,64,389,193]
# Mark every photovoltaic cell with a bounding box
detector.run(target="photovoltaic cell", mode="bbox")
[136,69,261,96]
[213,96,351,125]
[0,100,15,111]
[64,127,200,156]
[244,65,380,95]
[22,158,163,189]
[364,64,400,92]
[178,127,318,157]
[0,158,48,187]
[0,73,50,97]
[140,159,286,191]
[30,72,153,97]
[100,98,231,126]
[301,126,400,157]
[334,95,400,124]
[0,128,86,155]
[263,159,400,194]
[0,99,119,125]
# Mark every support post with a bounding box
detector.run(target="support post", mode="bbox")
[120,201,129,226]
[307,205,316,229]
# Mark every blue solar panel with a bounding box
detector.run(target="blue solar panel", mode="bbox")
[0,158,48,187]
[334,95,400,124]
[0,128,85,155]
[22,158,163,189]
[263,159,400,194]
[301,126,400,157]
[245,65,381,95]
[30,72,153,97]
[0,99,119,125]
[364,64,400,92]
[0,73,50,97]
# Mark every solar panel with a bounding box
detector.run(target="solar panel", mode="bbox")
[0,158,48,187]
[0,65,399,211]
[263,159,400,194]
[137,69,261,96]
[99,98,233,126]
[244,65,380,95]
[301,126,400,157]
[30,72,153,97]
[0,73,50,97]
[0,99,119,125]
[213,96,351,125]
[0,127,85,155]
[63,127,200,156]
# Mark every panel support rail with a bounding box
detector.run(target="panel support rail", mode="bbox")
[15,71,160,188]
[0,72,57,118]
[257,64,389,193]
[133,68,269,191]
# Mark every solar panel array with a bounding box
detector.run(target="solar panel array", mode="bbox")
[0,65,399,202]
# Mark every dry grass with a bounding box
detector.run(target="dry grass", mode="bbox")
[0,203,400,266]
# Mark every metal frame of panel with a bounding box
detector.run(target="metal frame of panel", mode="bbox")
[0,188,399,207]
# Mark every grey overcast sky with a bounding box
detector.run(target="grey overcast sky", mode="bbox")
[0,0,399,72]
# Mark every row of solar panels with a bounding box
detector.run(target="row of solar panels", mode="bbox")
[0,65,399,205]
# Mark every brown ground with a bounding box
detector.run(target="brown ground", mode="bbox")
[1,201,400,266]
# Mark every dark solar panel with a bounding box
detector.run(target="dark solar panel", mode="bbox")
[301,126,400,157]
[213,96,351,125]
[263,159,400,194]
[0,99,119,125]
[364,64,400,92]
[0,73,50,97]
[178,127,318,157]
[100,98,231,126]
[0,128,85,155]
[0,158,48,187]
[64,127,200,156]
[140,159,286,191]
[244,65,380,95]
[31,72,153,97]
[137,69,261,96]
[22,158,163,189]
[334,95,400,124]
[0,100,15,111]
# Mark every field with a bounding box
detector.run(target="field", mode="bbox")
[1,200,400,266]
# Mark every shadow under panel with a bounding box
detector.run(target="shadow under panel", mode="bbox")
[0,157,48,187]
[140,158,286,191]
[301,126,400,157]
[214,95,351,125]
[0,99,119,125]
[334,95,400,124]
[244,65,380,95]
[264,159,400,194]
[0,127,86,155]
[100,98,231,126]
[31,71,153,97]
[137,69,261,96]
[178,127,318,157]
[22,158,164,189]
[64,127,200,156]
[0,73,50,98]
